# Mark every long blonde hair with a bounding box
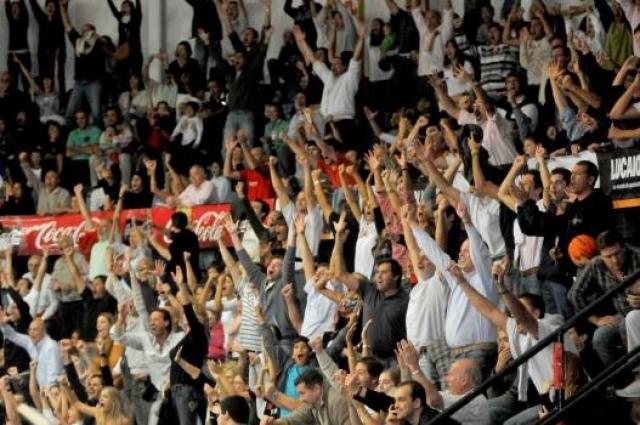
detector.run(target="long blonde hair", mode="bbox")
[96,386,127,425]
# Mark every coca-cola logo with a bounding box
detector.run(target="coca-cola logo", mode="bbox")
[192,211,223,243]
[23,218,101,251]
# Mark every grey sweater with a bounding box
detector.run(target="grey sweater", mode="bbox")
[236,244,297,340]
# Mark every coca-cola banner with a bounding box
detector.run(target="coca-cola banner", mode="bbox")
[0,204,232,256]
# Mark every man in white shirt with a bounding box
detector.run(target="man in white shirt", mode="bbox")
[496,155,545,298]
[22,253,59,321]
[411,0,453,76]
[292,22,364,151]
[111,303,184,425]
[0,315,63,388]
[179,165,217,207]
[447,259,578,424]
[401,203,451,389]
[408,203,499,382]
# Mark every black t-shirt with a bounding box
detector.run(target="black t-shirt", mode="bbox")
[168,229,200,279]
[122,190,153,209]
[81,288,118,341]
[358,279,409,358]
[68,29,104,81]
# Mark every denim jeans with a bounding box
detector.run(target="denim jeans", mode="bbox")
[488,388,521,425]
[541,280,573,318]
[128,378,152,425]
[504,405,541,425]
[65,79,103,126]
[171,384,204,425]
[224,110,255,146]
[592,318,626,369]
[511,270,542,297]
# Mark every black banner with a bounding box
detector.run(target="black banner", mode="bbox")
[597,148,640,208]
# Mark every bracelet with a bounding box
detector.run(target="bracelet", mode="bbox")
[313,180,321,186]
[411,369,421,375]
[471,149,480,157]
[401,168,408,172]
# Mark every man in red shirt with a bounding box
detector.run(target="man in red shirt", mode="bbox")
[223,132,275,201]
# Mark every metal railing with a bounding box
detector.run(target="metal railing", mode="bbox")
[537,345,640,425]
[429,270,640,424]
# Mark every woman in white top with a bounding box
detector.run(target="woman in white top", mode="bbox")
[443,39,475,98]
[118,73,150,121]
[13,54,64,124]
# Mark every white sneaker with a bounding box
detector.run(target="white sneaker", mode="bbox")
[616,379,640,398]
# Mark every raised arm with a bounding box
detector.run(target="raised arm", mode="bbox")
[59,0,73,32]
[497,155,528,212]
[106,0,121,19]
[310,168,334,223]
[447,263,507,331]
[332,213,360,291]
[294,214,316,282]
[301,158,317,211]
[293,25,317,66]
[609,72,640,120]
[339,166,362,222]
[468,135,499,199]
[399,340,444,410]
[495,265,539,337]
[415,157,461,204]
[268,156,292,208]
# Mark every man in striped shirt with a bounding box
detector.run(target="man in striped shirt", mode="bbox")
[478,23,519,99]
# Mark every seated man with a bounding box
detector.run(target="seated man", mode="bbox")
[66,109,101,187]
[178,164,217,206]
[94,106,134,185]
[36,170,71,216]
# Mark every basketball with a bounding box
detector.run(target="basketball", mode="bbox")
[568,234,597,264]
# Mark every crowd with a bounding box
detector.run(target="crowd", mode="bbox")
[1,0,640,424]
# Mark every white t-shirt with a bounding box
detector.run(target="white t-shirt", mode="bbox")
[406,275,449,348]
[458,109,518,166]
[300,278,340,338]
[354,217,378,279]
[179,181,217,206]
[513,199,545,271]
[460,191,506,259]
[313,59,361,121]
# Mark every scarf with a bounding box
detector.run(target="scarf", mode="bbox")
[76,30,98,57]
[606,22,633,68]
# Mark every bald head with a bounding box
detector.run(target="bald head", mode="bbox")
[447,359,482,395]
[28,318,46,343]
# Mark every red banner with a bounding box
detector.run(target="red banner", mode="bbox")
[0,204,233,256]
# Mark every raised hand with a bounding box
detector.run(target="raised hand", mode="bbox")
[447,261,466,284]
[455,201,470,224]
[153,259,167,277]
[281,282,295,301]
[293,213,306,235]
[170,266,184,285]
[292,25,306,42]
[333,211,348,236]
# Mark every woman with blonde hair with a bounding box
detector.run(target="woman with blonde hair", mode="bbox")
[61,377,129,425]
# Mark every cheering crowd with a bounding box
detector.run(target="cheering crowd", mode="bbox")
[1,0,640,424]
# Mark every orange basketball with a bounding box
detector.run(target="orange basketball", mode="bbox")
[568,234,597,264]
